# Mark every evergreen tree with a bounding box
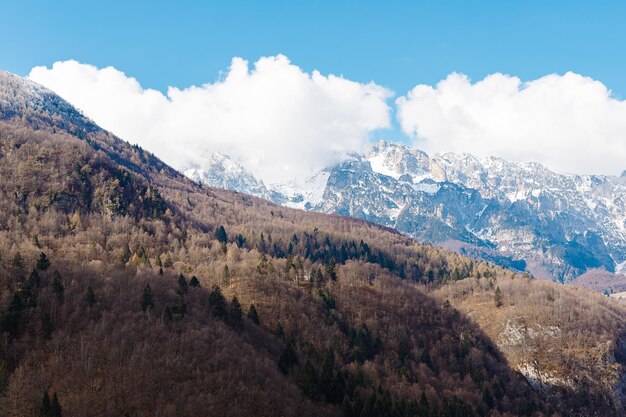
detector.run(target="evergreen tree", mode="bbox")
[209,286,227,317]
[189,275,201,287]
[141,284,154,312]
[121,244,132,263]
[36,252,51,271]
[320,349,335,400]
[41,312,53,340]
[257,233,267,253]
[175,294,187,317]
[162,305,173,325]
[11,251,24,268]
[29,269,41,289]
[215,225,228,243]
[419,391,429,417]
[298,360,320,400]
[230,296,243,327]
[51,271,64,303]
[40,391,51,417]
[51,392,62,417]
[275,323,285,339]
[177,274,188,294]
[235,233,246,248]
[85,286,96,307]
[420,349,433,370]
[325,258,337,281]
[315,268,325,287]
[278,341,298,374]
[482,386,494,409]
[163,254,173,268]
[247,303,260,325]
[2,292,22,337]
[494,286,503,308]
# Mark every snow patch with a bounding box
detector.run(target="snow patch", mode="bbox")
[367,154,401,179]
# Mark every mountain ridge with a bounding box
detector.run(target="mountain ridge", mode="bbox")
[185,141,626,284]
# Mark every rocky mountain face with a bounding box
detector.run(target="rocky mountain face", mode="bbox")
[187,141,626,283]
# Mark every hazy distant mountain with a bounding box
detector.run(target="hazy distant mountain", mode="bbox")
[188,141,626,283]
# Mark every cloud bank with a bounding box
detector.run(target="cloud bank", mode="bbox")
[397,72,626,176]
[29,56,392,183]
[29,58,626,179]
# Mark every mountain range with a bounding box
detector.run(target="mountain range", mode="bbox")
[186,141,626,284]
[4,70,626,416]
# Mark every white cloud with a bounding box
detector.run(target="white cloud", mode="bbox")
[29,56,392,183]
[396,72,626,176]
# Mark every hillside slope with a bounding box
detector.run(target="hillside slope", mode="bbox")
[0,71,625,417]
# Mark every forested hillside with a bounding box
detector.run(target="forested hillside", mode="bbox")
[0,72,625,417]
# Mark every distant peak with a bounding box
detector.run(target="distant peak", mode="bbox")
[367,140,430,158]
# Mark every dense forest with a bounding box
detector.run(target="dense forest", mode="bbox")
[1,74,626,416]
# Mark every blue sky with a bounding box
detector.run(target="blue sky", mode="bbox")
[2,0,626,96]
[4,1,626,179]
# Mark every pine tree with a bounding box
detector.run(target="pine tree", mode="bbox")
[41,312,53,340]
[215,225,228,243]
[209,286,227,317]
[275,323,285,339]
[230,296,243,326]
[85,286,96,307]
[163,254,173,268]
[51,392,62,417]
[278,341,298,374]
[177,274,188,294]
[29,269,41,289]
[247,303,260,325]
[51,271,64,303]
[175,294,187,317]
[141,284,154,312]
[36,252,51,271]
[298,360,320,400]
[494,286,503,308]
[121,244,132,263]
[320,349,335,399]
[419,391,429,416]
[162,305,173,325]
[190,275,200,287]
[326,258,337,281]
[11,251,24,268]
[40,392,51,417]
[3,293,22,337]
[257,233,267,253]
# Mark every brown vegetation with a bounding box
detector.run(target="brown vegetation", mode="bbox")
[0,94,623,417]
[434,276,626,416]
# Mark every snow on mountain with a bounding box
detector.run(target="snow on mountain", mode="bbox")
[184,153,267,197]
[187,140,626,283]
[0,71,89,127]
[268,170,331,210]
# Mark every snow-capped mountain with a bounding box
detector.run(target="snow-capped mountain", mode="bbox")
[184,153,268,198]
[186,141,626,283]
